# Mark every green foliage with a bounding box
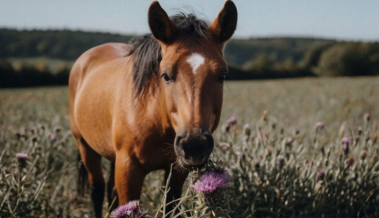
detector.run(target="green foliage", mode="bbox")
[315,42,379,76]
[0,28,134,60]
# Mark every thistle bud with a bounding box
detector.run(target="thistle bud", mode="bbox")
[277,155,285,168]
[243,124,251,136]
[341,137,351,155]
[16,153,28,168]
[315,122,324,132]
[346,157,355,167]
[364,113,371,122]
[316,170,325,181]
[227,116,237,126]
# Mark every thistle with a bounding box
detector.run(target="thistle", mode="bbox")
[16,153,28,168]
[191,167,231,195]
[110,200,145,218]
[190,167,232,217]
[341,137,351,155]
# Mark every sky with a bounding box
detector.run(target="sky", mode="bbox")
[0,0,378,41]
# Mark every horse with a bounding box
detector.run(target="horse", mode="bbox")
[69,1,237,217]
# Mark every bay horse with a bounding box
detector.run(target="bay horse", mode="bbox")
[69,1,237,217]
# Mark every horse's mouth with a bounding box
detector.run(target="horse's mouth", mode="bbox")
[178,157,207,170]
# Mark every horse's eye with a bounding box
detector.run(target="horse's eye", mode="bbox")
[161,73,171,82]
[219,72,229,83]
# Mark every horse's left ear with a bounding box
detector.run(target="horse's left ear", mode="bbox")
[208,0,238,44]
[148,1,177,44]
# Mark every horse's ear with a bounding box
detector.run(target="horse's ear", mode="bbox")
[148,1,177,44]
[208,0,238,43]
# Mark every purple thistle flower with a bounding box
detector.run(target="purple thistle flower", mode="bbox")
[364,113,371,122]
[341,137,351,155]
[111,200,143,218]
[316,170,325,181]
[16,153,28,160]
[315,122,324,131]
[49,133,57,142]
[243,124,251,136]
[227,116,237,126]
[277,155,285,167]
[190,167,231,194]
[16,153,28,168]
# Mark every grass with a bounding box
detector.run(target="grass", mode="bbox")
[0,77,378,217]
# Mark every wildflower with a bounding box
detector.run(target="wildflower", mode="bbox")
[285,137,294,146]
[315,122,324,132]
[364,113,371,122]
[54,126,62,132]
[277,155,285,168]
[341,137,351,155]
[110,200,143,218]
[216,142,229,151]
[357,127,362,136]
[190,167,231,194]
[227,116,237,126]
[30,127,36,134]
[243,124,251,136]
[49,133,57,142]
[16,153,28,168]
[37,124,45,130]
[222,124,230,133]
[31,136,38,143]
[361,151,367,160]
[316,170,325,181]
[346,157,355,167]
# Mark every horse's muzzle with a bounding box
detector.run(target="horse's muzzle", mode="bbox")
[174,130,214,168]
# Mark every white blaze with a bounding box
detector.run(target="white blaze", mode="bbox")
[187,53,205,74]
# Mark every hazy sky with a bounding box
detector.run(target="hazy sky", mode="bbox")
[1,0,378,41]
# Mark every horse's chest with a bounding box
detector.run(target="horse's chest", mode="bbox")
[135,142,175,172]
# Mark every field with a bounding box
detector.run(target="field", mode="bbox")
[1,77,379,217]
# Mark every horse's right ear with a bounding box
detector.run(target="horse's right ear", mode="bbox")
[148,1,177,44]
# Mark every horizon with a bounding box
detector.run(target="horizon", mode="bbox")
[1,0,378,42]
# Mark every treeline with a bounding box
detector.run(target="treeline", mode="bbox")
[231,38,379,78]
[0,60,69,87]
[0,28,379,87]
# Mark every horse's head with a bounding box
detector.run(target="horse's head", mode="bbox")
[148,1,237,168]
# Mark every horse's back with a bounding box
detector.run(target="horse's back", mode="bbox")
[69,43,133,160]
[69,43,132,94]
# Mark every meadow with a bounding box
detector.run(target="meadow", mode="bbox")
[0,76,378,217]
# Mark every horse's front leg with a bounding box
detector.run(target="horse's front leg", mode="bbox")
[115,153,146,205]
[164,166,188,212]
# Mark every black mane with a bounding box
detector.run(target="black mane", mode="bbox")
[130,13,209,95]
